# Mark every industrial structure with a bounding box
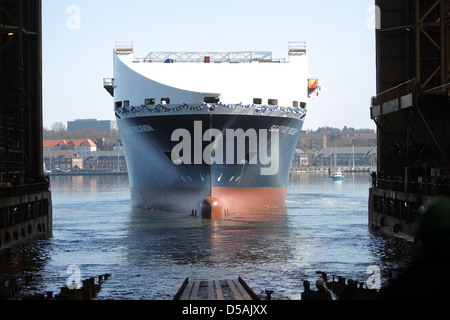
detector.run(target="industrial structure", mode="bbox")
[0,0,51,249]
[369,0,450,238]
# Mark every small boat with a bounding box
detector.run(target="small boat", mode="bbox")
[331,171,344,181]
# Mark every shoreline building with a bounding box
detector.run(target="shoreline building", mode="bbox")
[43,150,83,171]
[84,151,127,171]
[43,139,97,158]
[314,146,377,168]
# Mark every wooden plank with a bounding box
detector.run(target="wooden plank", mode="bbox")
[207,280,214,300]
[227,280,243,300]
[175,278,258,300]
[190,281,200,300]
[215,280,224,300]
[179,280,194,300]
[173,277,189,300]
[233,280,253,300]
[238,277,260,300]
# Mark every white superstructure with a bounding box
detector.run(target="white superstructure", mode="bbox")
[106,42,309,119]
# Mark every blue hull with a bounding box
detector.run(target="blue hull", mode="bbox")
[117,114,303,217]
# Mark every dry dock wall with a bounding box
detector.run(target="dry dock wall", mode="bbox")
[368,187,433,240]
[0,183,52,250]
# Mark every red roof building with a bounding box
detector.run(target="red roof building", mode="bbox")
[43,139,97,158]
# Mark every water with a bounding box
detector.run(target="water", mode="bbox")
[0,173,416,300]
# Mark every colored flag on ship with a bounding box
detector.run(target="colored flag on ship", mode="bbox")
[308,79,322,99]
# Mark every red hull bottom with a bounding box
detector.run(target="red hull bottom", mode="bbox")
[131,187,287,219]
[204,187,287,219]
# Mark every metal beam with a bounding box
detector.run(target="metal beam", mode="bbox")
[415,102,450,166]
[440,0,446,85]
[422,65,441,89]
[418,0,440,23]
[415,0,448,91]
[416,0,421,88]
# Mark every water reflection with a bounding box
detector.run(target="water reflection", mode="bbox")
[125,207,291,267]
[0,242,49,275]
[0,173,419,300]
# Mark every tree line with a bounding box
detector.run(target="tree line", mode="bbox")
[43,122,119,140]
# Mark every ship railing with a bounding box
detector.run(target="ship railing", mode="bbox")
[288,42,307,56]
[103,78,115,97]
[115,41,133,53]
[134,51,274,63]
[103,78,114,87]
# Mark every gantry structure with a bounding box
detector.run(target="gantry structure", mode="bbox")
[0,0,42,183]
[370,0,450,237]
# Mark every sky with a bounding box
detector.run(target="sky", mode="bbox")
[42,0,377,131]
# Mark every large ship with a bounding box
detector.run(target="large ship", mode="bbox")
[104,42,316,218]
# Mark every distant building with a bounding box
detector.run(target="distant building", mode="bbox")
[43,139,97,158]
[67,119,118,132]
[292,148,310,167]
[43,150,83,171]
[314,146,377,167]
[112,139,123,151]
[298,130,377,153]
[84,151,127,171]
